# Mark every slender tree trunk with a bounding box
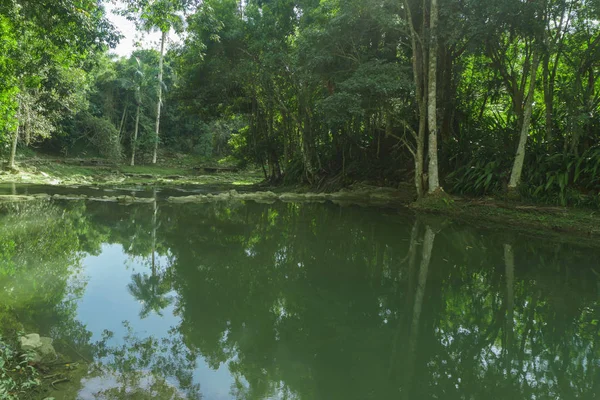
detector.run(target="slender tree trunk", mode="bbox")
[9,97,20,170]
[118,105,128,144]
[508,50,540,190]
[542,55,553,143]
[404,0,426,198]
[416,113,426,197]
[152,30,167,165]
[427,0,440,193]
[131,103,140,166]
[9,122,19,170]
[25,100,31,146]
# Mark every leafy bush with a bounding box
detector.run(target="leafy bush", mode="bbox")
[447,160,509,196]
[73,112,123,160]
[0,334,41,400]
[521,145,600,207]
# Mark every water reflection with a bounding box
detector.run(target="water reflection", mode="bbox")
[0,199,599,399]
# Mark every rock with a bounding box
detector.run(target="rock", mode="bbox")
[0,194,49,202]
[116,195,155,204]
[280,192,327,202]
[116,195,136,203]
[53,194,88,201]
[236,191,278,204]
[20,333,41,352]
[164,187,408,206]
[168,195,208,204]
[19,333,57,363]
[38,337,57,362]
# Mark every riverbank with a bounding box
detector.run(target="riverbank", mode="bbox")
[411,194,600,245]
[1,157,599,242]
[0,156,262,188]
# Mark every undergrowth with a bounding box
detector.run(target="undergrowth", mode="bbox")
[0,334,41,400]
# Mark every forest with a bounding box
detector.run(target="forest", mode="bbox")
[1,0,600,205]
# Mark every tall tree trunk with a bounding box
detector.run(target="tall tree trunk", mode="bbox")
[9,121,19,170]
[403,0,426,198]
[118,105,128,144]
[508,50,540,190]
[152,30,167,165]
[131,103,141,166]
[427,0,440,193]
[416,111,426,198]
[542,54,553,143]
[9,96,20,170]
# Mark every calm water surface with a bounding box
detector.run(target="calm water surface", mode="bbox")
[0,193,599,399]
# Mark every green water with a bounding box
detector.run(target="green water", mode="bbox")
[0,195,599,399]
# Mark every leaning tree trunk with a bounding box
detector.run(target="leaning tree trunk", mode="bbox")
[508,51,540,190]
[427,0,440,194]
[131,103,141,166]
[152,30,167,165]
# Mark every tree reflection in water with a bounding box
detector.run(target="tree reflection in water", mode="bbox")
[1,200,598,399]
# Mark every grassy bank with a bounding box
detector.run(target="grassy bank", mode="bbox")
[2,155,599,243]
[0,155,262,188]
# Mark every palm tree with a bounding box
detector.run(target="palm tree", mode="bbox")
[117,53,159,165]
[127,57,150,166]
[120,0,185,164]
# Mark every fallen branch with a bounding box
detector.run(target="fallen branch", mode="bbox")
[51,377,70,389]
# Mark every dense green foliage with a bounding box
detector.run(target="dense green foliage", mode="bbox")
[0,1,117,164]
[1,0,600,203]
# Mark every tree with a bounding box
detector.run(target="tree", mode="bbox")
[427,0,441,193]
[124,55,157,166]
[119,0,187,164]
[0,0,117,166]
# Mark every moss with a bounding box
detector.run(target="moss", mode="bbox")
[411,189,458,212]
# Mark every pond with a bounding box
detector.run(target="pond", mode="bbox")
[0,191,599,399]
